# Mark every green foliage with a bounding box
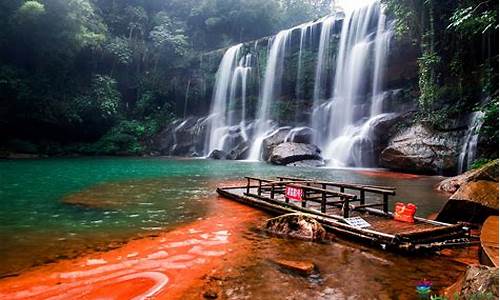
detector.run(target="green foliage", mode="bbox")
[479,96,499,145]
[104,37,133,65]
[16,1,46,22]
[448,4,498,35]
[85,120,146,155]
[76,75,120,122]
[471,158,494,169]
[381,1,415,39]
[150,12,188,56]
[417,49,440,119]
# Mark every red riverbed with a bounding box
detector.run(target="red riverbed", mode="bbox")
[0,197,267,300]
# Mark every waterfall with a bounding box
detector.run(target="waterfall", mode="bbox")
[458,111,485,173]
[311,15,337,146]
[204,44,243,155]
[204,0,394,166]
[247,29,293,161]
[183,79,191,119]
[313,1,393,167]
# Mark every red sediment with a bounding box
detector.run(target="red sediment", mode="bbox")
[355,169,422,179]
[0,197,266,300]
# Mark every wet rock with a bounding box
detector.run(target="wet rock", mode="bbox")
[208,150,229,160]
[227,142,249,160]
[203,290,218,299]
[271,258,315,275]
[284,127,314,144]
[436,180,499,224]
[153,117,208,156]
[262,127,292,160]
[264,213,326,242]
[261,127,315,160]
[445,265,499,299]
[379,122,464,175]
[269,142,322,165]
[286,159,325,167]
[437,159,498,193]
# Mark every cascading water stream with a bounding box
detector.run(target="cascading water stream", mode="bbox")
[205,44,242,155]
[314,1,393,167]
[311,16,337,146]
[247,29,293,161]
[458,111,485,173]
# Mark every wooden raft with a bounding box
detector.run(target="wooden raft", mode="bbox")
[480,216,499,267]
[217,176,476,253]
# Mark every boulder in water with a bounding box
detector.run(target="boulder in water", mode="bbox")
[270,258,315,275]
[436,159,498,224]
[264,213,326,242]
[437,159,498,193]
[379,122,463,175]
[262,127,291,160]
[208,150,229,160]
[269,142,322,165]
[436,180,498,224]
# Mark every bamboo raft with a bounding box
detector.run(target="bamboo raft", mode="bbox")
[217,176,477,253]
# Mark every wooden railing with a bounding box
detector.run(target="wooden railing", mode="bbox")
[277,176,396,214]
[245,176,360,218]
[243,176,396,218]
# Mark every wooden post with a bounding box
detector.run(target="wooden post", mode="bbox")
[383,193,389,213]
[340,186,345,193]
[321,191,326,213]
[270,184,275,199]
[342,196,349,218]
[246,178,250,195]
[302,188,307,208]
[257,180,262,196]
[360,190,365,205]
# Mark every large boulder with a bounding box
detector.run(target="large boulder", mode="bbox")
[436,160,498,224]
[438,160,499,193]
[436,180,498,224]
[264,213,326,242]
[269,142,322,165]
[261,127,291,160]
[379,122,463,174]
[261,127,315,161]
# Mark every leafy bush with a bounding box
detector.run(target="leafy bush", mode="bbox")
[82,120,146,155]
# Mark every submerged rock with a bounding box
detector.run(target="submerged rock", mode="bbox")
[269,142,322,165]
[264,213,326,242]
[271,258,315,275]
[286,159,325,167]
[379,122,463,175]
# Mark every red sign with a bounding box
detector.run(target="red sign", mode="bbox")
[285,186,303,201]
[394,202,417,223]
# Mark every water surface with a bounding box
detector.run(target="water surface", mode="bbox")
[0,157,448,277]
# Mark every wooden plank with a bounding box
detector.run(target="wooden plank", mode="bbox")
[481,216,499,267]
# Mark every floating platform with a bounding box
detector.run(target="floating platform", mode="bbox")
[480,216,499,267]
[217,176,476,253]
